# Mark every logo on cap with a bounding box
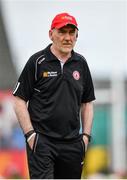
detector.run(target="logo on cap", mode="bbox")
[61,16,73,21]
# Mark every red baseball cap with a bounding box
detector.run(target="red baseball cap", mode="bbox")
[51,13,78,30]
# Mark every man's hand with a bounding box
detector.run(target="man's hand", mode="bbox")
[83,135,89,152]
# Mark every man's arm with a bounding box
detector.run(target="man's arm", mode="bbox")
[13,96,35,149]
[81,101,94,147]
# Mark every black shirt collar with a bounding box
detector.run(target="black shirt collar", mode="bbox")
[44,44,79,62]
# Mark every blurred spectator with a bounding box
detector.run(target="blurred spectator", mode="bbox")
[11,122,25,149]
[0,91,25,149]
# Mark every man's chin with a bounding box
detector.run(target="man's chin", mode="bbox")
[61,47,72,54]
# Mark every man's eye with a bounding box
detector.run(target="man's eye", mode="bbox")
[59,31,65,34]
[70,31,75,34]
[70,32,75,35]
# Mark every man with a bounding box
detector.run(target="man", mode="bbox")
[13,12,95,179]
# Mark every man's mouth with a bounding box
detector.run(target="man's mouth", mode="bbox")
[62,43,72,46]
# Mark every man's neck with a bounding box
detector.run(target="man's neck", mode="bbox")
[50,45,71,63]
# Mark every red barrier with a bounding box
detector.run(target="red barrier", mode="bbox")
[0,149,29,179]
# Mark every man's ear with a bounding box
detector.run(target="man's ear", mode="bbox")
[49,30,53,41]
[76,32,78,38]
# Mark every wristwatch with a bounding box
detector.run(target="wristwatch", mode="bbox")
[82,133,91,142]
[25,129,35,140]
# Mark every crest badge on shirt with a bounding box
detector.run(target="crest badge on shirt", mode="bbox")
[72,71,80,80]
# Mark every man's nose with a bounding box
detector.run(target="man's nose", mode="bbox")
[64,33,71,40]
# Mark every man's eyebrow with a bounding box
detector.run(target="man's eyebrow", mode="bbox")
[58,29,67,33]
[70,29,76,32]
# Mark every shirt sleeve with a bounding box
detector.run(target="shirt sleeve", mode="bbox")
[81,61,96,103]
[13,57,35,102]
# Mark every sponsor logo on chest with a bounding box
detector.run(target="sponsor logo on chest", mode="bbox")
[43,71,58,77]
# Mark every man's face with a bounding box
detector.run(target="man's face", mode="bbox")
[49,25,78,54]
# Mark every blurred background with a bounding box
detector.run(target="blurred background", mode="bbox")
[0,0,127,179]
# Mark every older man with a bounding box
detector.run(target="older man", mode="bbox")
[13,12,95,179]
